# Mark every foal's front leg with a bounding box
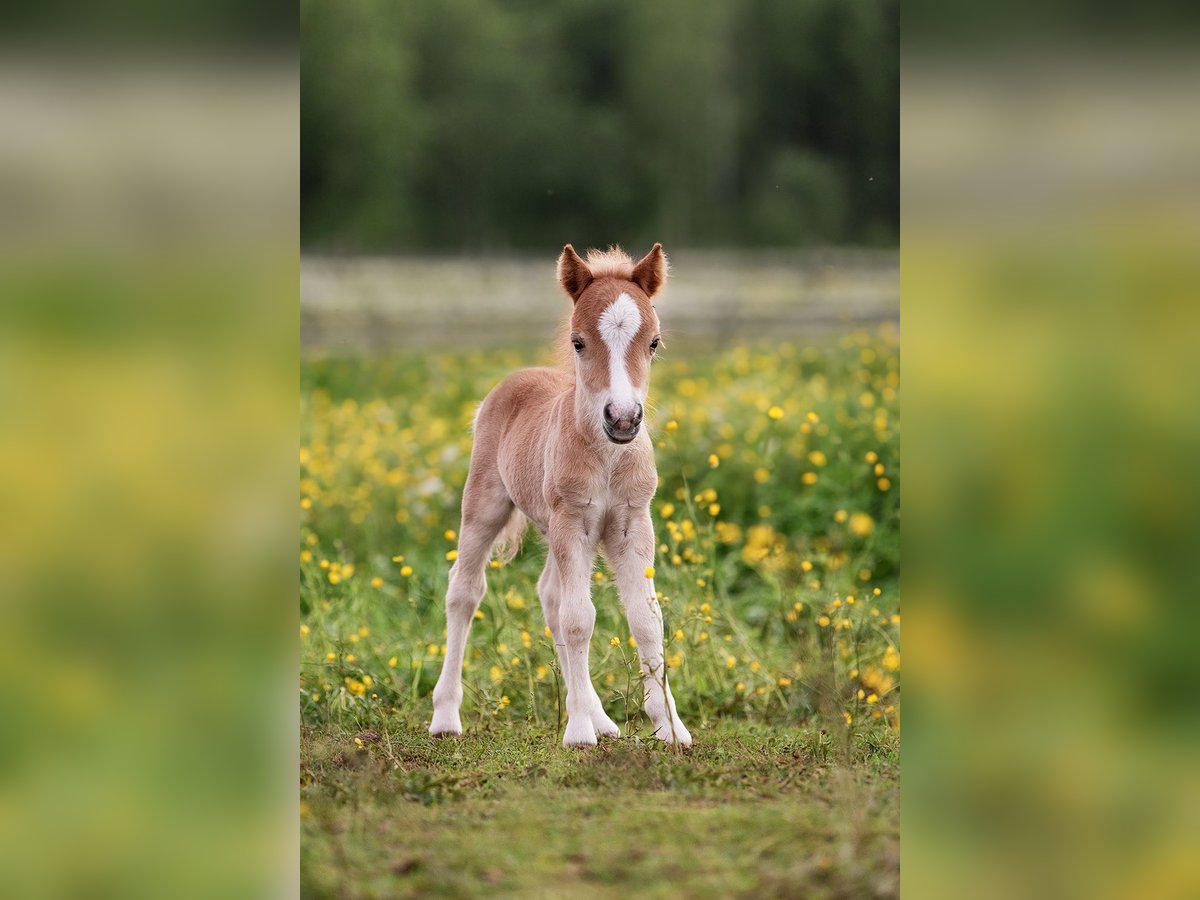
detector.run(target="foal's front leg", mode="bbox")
[538,557,620,739]
[550,514,605,748]
[606,509,691,747]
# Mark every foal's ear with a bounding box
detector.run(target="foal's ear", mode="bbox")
[632,243,668,298]
[557,244,593,303]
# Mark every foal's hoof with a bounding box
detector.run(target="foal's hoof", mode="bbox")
[593,714,621,739]
[429,711,463,737]
[562,719,598,749]
[653,720,693,748]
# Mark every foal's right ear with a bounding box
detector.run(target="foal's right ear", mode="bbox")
[557,244,593,303]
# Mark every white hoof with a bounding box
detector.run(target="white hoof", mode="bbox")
[563,718,598,749]
[429,709,462,737]
[653,720,692,748]
[593,712,621,739]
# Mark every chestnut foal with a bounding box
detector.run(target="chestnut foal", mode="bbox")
[429,244,691,748]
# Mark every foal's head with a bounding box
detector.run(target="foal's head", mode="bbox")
[556,243,668,445]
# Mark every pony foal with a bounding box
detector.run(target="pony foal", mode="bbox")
[429,243,691,748]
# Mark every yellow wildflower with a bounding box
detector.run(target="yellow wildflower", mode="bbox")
[883,646,900,671]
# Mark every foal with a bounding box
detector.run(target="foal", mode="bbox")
[429,243,691,748]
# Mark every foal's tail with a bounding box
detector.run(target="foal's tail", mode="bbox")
[491,507,528,565]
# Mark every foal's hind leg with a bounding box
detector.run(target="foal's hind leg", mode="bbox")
[429,474,513,736]
[538,556,620,739]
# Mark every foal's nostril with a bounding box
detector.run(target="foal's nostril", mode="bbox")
[633,403,644,425]
[604,403,616,425]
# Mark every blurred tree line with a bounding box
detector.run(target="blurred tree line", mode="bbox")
[301,0,897,252]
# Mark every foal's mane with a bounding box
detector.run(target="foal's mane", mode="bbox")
[582,246,635,280]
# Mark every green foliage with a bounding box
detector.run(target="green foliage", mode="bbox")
[301,0,898,251]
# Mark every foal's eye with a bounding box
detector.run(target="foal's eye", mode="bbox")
[649,338,660,353]
[572,338,585,353]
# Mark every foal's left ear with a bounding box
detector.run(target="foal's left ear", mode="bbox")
[632,243,669,298]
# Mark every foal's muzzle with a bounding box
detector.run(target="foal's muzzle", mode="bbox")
[603,402,643,444]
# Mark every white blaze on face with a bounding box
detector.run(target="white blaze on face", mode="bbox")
[597,292,643,417]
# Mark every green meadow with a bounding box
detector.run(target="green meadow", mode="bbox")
[300,330,899,897]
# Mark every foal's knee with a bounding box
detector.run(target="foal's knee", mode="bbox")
[558,598,595,646]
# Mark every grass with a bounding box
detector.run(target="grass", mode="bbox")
[301,718,898,899]
[300,327,899,895]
